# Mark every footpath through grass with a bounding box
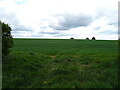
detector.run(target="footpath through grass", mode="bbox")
[3,39,118,88]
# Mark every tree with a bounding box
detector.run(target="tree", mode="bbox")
[86,37,89,40]
[1,21,13,59]
[92,37,96,40]
[70,37,74,39]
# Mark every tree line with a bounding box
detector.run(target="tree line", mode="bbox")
[70,37,96,40]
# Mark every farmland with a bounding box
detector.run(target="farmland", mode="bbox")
[3,39,118,88]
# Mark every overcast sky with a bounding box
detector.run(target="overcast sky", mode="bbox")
[0,0,119,40]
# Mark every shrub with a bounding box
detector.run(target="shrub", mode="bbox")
[86,37,89,40]
[92,37,96,40]
[1,21,13,59]
[70,37,74,39]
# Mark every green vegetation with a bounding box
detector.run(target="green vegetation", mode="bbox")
[1,21,13,59]
[3,39,118,88]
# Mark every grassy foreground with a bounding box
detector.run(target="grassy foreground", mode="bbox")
[3,39,118,88]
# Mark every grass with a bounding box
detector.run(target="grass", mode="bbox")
[2,39,118,88]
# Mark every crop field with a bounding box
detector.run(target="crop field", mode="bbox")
[3,39,118,88]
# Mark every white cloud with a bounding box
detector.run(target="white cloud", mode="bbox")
[0,0,119,40]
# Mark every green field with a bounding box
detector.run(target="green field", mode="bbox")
[3,39,118,88]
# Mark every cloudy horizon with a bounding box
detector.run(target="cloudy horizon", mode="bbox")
[0,0,119,40]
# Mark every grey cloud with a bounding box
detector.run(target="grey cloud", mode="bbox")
[108,22,118,26]
[50,13,93,30]
[0,7,32,32]
[40,26,48,29]
[99,31,118,35]
[94,27,101,30]
[11,30,33,34]
[31,34,43,37]
[54,33,75,37]
[39,31,60,35]
[13,25,32,31]
[12,34,24,37]
[96,8,118,26]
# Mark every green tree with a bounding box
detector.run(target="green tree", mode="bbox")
[92,37,96,40]
[1,21,13,59]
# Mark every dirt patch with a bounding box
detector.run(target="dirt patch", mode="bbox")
[49,55,56,59]
[81,64,91,67]
[75,55,80,58]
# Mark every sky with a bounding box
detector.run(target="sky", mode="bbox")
[0,0,119,40]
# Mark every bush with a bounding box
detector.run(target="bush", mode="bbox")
[70,37,74,39]
[86,37,89,40]
[1,21,13,59]
[92,37,96,40]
